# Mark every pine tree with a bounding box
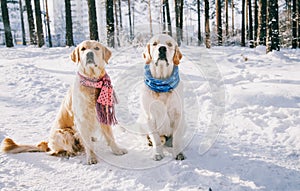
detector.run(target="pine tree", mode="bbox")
[25,0,36,45]
[204,0,211,48]
[34,0,45,47]
[88,0,99,41]
[1,0,14,47]
[216,0,222,45]
[65,0,74,46]
[106,0,114,47]
[291,0,297,48]
[241,0,246,46]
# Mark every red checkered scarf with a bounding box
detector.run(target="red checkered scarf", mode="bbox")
[78,72,117,126]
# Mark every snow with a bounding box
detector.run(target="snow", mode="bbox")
[0,44,299,191]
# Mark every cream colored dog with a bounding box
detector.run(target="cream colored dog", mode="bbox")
[1,40,127,164]
[141,34,186,161]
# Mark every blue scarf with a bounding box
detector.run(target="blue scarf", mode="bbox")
[144,64,180,93]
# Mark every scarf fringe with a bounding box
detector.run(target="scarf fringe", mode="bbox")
[96,102,118,126]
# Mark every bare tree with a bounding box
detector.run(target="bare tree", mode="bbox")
[248,0,254,48]
[197,0,201,45]
[25,0,36,45]
[292,0,297,48]
[298,0,300,48]
[257,0,267,45]
[254,0,258,45]
[118,0,122,30]
[1,0,14,47]
[204,0,211,48]
[216,0,222,45]
[225,0,229,37]
[148,0,153,36]
[65,0,74,46]
[128,0,133,40]
[114,0,120,47]
[45,0,52,47]
[106,0,114,47]
[175,0,183,46]
[165,0,172,36]
[232,0,235,36]
[267,0,280,52]
[88,0,99,41]
[241,0,246,46]
[34,0,45,47]
[19,0,26,45]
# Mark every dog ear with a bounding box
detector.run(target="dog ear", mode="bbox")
[70,46,80,63]
[173,46,182,65]
[143,43,152,64]
[103,46,112,64]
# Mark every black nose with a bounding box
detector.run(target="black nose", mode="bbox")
[86,52,94,63]
[158,46,167,59]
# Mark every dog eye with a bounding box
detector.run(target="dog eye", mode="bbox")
[81,47,86,51]
[153,42,158,46]
[94,47,100,50]
[167,42,173,47]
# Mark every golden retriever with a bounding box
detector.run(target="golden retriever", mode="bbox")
[1,40,127,164]
[141,34,186,161]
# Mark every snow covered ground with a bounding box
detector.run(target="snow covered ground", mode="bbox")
[0,44,299,191]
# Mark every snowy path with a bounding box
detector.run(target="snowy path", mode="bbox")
[0,46,299,190]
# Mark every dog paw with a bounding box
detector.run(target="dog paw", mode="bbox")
[112,147,128,155]
[153,153,164,161]
[87,156,98,165]
[175,152,185,160]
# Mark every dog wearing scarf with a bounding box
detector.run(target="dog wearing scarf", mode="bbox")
[142,34,185,161]
[1,40,127,164]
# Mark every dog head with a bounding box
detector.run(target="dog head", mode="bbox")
[71,40,112,78]
[143,34,182,79]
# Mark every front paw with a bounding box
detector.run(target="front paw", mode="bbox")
[87,156,98,165]
[153,151,165,161]
[112,147,128,155]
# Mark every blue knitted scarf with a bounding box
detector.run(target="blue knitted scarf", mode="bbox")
[144,64,180,93]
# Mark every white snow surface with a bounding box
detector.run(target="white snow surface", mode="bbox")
[0,45,299,191]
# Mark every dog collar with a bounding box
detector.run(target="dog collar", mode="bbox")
[144,64,180,93]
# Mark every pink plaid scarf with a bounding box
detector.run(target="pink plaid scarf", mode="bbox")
[78,72,117,126]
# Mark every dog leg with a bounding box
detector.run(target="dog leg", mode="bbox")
[149,133,165,161]
[172,112,186,160]
[101,124,127,155]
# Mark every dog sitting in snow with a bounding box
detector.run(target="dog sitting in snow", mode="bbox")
[141,34,186,161]
[1,40,127,164]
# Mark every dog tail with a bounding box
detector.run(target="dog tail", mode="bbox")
[1,137,50,154]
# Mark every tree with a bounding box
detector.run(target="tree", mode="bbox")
[197,0,201,45]
[148,0,153,36]
[118,0,122,30]
[25,0,36,45]
[34,0,45,47]
[267,0,280,52]
[165,0,172,36]
[248,0,254,48]
[45,0,52,47]
[65,0,74,46]
[114,0,120,47]
[257,0,267,45]
[128,0,133,40]
[88,0,99,41]
[204,0,211,48]
[254,0,258,45]
[292,0,297,48]
[241,0,246,46]
[298,0,300,48]
[19,0,26,45]
[106,0,114,47]
[216,0,222,45]
[232,0,235,36]
[175,0,183,46]
[1,0,14,47]
[225,0,229,37]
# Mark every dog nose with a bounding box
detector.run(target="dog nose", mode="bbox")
[86,51,94,63]
[158,46,167,58]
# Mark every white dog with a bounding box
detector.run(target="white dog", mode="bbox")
[1,40,127,164]
[141,34,186,161]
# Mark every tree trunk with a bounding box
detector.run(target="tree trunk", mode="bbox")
[175,0,183,45]
[34,0,45,47]
[216,0,222,45]
[225,0,229,37]
[204,0,211,48]
[248,0,254,48]
[267,0,280,52]
[298,0,300,48]
[1,0,14,47]
[165,0,172,36]
[88,0,99,41]
[65,0,74,46]
[19,0,26,45]
[162,1,166,32]
[106,0,115,47]
[241,0,246,46]
[292,0,297,48]
[114,0,120,47]
[45,0,52,47]
[257,0,267,45]
[254,0,258,45]
[197,0,201,45]
[25,0,36,45]
[148,0,153,36]
[232,0,235,36]
[118,0,122,29]
[128,0,133,40]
